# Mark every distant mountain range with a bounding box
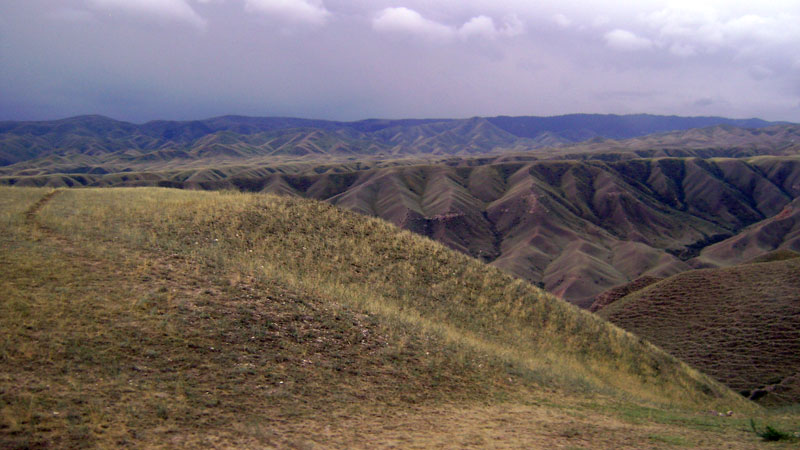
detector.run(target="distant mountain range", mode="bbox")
[3,113,800,306]
[0,113,786,170]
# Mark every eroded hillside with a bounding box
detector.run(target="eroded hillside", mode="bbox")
[597,254,800,406]
[6,157,800,306]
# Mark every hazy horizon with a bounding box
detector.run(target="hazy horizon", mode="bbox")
[0,111,789,126]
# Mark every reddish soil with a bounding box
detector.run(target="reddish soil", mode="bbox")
[589,276,663,312]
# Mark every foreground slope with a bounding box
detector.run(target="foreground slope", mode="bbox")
[3,187,785,448]
[597,255,800,406]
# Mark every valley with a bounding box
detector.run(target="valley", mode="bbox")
[3,115,800,307]
[7,154,799,307]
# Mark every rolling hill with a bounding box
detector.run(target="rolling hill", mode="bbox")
[3,186,776,448]
[596,253,800,407]
[7,156,798,307]
[589,276,663,312]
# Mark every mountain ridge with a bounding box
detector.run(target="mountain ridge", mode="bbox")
[3,114,800,307]
[1,113,788,167]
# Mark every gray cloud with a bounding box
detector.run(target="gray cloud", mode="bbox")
[86,0,208,28]
[244,0,331,25]
[372,7,523,42]
[604,29,653,51]
[1,0,799,122]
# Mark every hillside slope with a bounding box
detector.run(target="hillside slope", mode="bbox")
[5,156,799,307]
[1,186,768,448]
[693,196,800,267]
[557,124,800,159]
[597,256,800,406]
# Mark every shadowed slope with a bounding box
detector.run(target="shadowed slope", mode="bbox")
[598,256,800,406]
[693,197,800,267]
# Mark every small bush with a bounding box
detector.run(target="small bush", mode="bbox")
[750,419,794,441]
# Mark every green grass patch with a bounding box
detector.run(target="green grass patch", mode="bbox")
[648,433,691,445]
[750,419,798,442]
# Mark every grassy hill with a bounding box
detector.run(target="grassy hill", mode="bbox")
[597,254,800,407]
[4,186,796,448]
[5,156,800,308]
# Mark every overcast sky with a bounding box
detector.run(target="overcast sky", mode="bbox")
[2,0,799,122]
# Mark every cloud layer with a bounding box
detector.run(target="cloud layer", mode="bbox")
[244,0,331,25]
[1,0,799,122]
[372,7,523,41]
[87,0,208,28]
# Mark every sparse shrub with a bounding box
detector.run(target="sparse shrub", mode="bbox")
[750,419,794,441]
[155,404,168,420]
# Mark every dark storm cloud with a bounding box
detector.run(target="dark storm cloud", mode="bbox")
[1,0,799,122]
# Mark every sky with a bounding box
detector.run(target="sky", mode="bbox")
[2,0,800,123]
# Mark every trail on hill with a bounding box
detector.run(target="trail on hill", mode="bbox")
[23,189,60,224]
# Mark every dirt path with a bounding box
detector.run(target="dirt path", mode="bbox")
[23,189,60,224]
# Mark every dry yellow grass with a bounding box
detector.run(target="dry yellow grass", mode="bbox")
[34,187,744,406]
[2,186,796,448]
